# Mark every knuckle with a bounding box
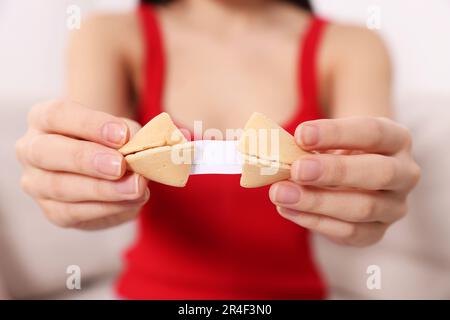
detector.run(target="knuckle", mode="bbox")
[15,138,26,161]
[48,173,66,200]
[39,200,75,228]
[401,127,413,149]
[51,215,75,228]
[123,207,141,220]
[396,202,408,220]
[20,174,33,195]
[58,204,81,228]
[342,223,359,242]
[38,100,64,130]
[331,157,348,185]
[40,103,56,130]
[359,197,377,221]
[26,135,43,166]
[301,189,323,213]
[341,222,387,247]
[92,179,110,200]
[27,102,46,126]
[117,208,141,224]
[378,159,397,189]
[326,121,341,145]
[374,224,388,243]
[91,180,103,198]
[409,163,421,187]
[306,214,323,231]
[367,118,384,149]
[72,146,89,173]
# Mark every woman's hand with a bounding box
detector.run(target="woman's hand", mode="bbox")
[269,117,421,247]
[16,100,150,230]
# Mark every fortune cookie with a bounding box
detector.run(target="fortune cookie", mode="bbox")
[238,112,309,188]
[119,113,193,187]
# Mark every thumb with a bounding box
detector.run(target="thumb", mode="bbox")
[121,118,142,139]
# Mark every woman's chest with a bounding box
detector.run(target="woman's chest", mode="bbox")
[160,26,302,133]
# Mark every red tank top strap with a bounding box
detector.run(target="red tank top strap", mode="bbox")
[298,16,327,121]
[137,5,165,124]
[138,5,327,126]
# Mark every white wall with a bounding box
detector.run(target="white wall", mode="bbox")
[2,0,449,105]
[0,0,136,102]
[314,0,450,100]
[0,0,450,102]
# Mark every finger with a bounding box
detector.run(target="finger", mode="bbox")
[276,206,387,247]
[16,128,43,165]
[73,210,141,230]
[290,153,403,190]
[22,168,148,203]
[269,181,406,223]
[24,134,125,180]
[37,189,150,228]
[295,117,410,154]
[122,118,142,138]
[28,100,130,148]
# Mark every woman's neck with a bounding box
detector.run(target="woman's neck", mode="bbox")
[165,0,291,34]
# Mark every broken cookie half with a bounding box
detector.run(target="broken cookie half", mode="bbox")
[119,113,193,187]
[119,112,309,188]
[238,112,310,188]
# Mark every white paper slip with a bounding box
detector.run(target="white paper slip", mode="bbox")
[190,140,243,175]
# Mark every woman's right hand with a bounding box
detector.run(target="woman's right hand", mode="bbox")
[16,100,150,230]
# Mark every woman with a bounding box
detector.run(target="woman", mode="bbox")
[16,0,420,299]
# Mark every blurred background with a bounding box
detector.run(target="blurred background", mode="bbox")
[0,0,449,299]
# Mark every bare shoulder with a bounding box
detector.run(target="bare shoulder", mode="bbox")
[318,23,392,117]
[67,12,142,67]
[65,12,143,115]
[322,23,391,73]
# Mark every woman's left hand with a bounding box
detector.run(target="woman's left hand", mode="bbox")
[269,117,421,247]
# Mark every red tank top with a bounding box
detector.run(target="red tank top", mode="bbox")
[116,4,327,299]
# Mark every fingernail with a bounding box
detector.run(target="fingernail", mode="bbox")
[297,125,319,146]
[292,159,322,181]
[271,184,300,204]
[115,174,139,194]
[102,122,127,145]
[94,153,122,177]
[143,188,151,201]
